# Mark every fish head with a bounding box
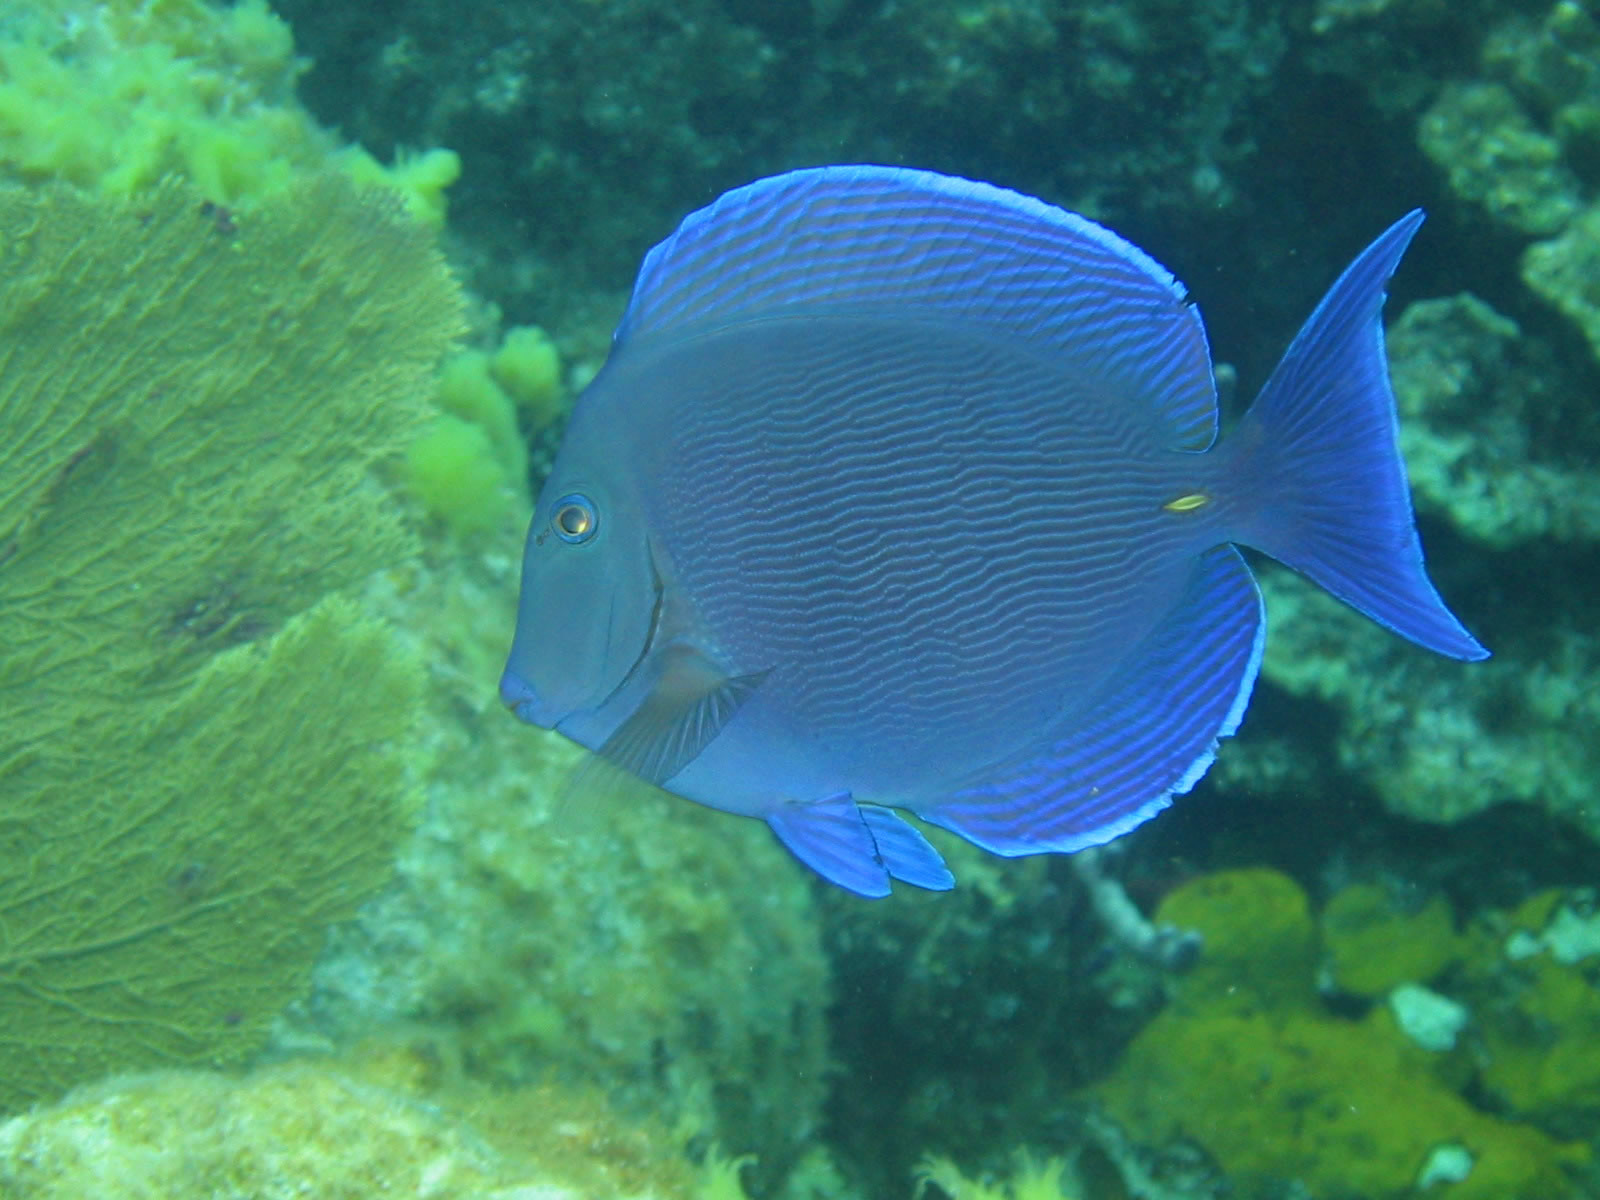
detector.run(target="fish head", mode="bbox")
[500,471,657,728]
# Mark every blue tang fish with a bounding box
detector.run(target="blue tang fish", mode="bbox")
[501,165,1487,897]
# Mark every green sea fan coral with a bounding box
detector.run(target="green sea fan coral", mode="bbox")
[0,597,424,1112]
[0,174,461,677]
[0,174,464,1113]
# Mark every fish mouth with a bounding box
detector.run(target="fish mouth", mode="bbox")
[499,668,558,728]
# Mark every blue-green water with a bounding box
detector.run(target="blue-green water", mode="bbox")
[1,1,1598,1197]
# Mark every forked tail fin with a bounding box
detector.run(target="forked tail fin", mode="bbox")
[1230,210,1487,662]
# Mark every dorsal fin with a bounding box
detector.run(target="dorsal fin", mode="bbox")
[616,165,1218,450]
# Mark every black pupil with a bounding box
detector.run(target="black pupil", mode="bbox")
[559,506,585,534]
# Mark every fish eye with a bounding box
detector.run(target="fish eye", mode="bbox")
[550,493,599,544]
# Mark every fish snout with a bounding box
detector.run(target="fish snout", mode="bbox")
[499,667,558,727]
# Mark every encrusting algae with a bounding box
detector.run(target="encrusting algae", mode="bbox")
[1090,869,1589,1199]
[0,0,459,221]
[1320,881,1462,997]
[0,1040,761,1200]
[1461,889,1600,1134]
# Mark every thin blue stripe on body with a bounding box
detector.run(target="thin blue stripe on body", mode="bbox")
[614,314,1221,801]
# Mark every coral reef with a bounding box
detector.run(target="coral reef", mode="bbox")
[282,547,834,1193]
[1251,560,1600,836]
[0,1048,750,1199]
[1320,881,1460,997]
[1524,203,1600,362]
[1262,0,1600,841]
[0,173,462,1113]
[1389,294,1600,548]
[1458,890,1600,1138]
[1241,221,1600,840]
[9,0,1600,1196]
[405,325,565,536]
[915,1149,1082,1200]
[1091,869,1590,1200]
[268,0,1295,323]
[1418,82,1581,236]
[0,0,457,220]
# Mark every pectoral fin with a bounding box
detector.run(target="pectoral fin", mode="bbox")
[596,645,765,785]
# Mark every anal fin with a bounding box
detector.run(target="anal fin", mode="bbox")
[919,544,1265,857]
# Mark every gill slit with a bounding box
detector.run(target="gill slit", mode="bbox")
[594,538,667,714]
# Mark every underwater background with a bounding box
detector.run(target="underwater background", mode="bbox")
[1,0,1599,1196]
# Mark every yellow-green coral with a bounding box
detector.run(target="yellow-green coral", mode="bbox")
[406,413,514,536]
[437,349,528,483]
[0,596,424,1111]
[915,1150,1080,1200]
[0,0,457,221]
[492,324,565,427]
[698,1148,756,1200]
[0,174,463,665]
[1481,953,1600,1125]
[1153,867,1318,1009]
[0,173,463,1112]
[1463,890,1600,1130]
[311,550,834,1192]
[1320,882,1461,997]
[0,1051,752,1199]
[1092,869,1587,1200]
[406,327,565,535]
[337,143,461,230]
